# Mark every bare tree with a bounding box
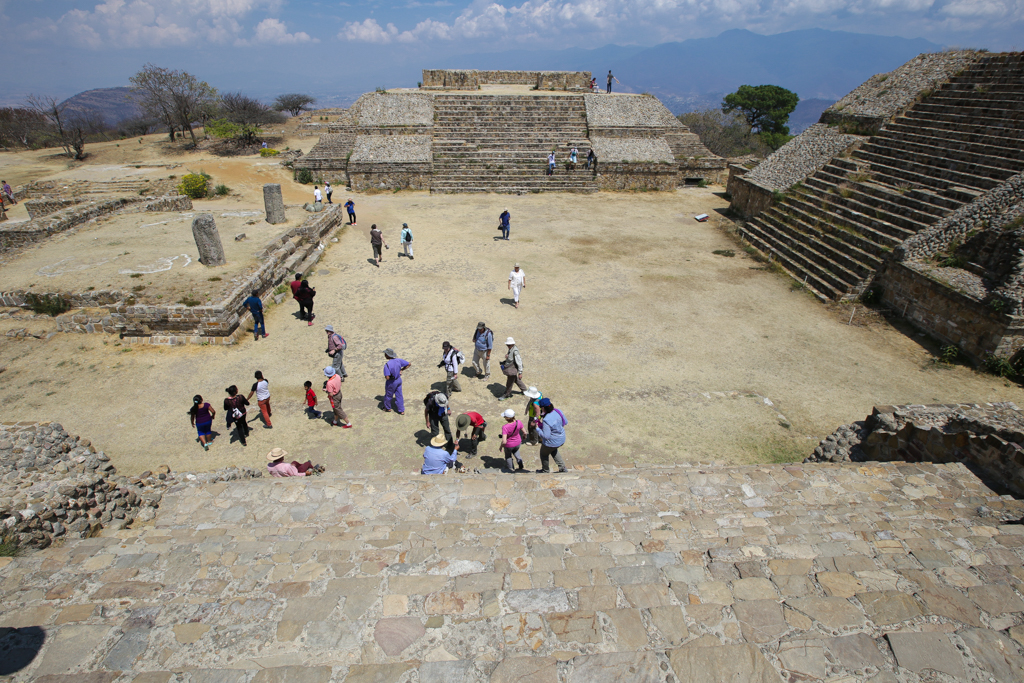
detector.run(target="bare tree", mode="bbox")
[26,95,89,160]
[273,93,316,117]
[222,93,285,126]
[128,64,218,147]
[0,108,47,149]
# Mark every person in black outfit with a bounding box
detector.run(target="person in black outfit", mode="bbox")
[224,385,251,446]
[296,280,316,323]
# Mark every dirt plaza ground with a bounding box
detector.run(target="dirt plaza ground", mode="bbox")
[1,134,1023,476]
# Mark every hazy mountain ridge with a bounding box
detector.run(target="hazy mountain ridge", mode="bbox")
[59,87,142,126]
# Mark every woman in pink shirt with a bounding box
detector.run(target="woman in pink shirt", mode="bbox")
[499,408,526,473]
[266,448,323,477]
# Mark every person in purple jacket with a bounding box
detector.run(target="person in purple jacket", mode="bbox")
[382,348,411,414]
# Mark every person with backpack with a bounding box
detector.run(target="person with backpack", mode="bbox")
[499,209,510,240]
[472,322,493,379]
[223,385,250,446]
[400,223,414,259]
[325,325,347,379]
[535,397,568,473]
[523,386,542,445]
[498,337,528,401]
[499,408,526,473]
[439,341,464,398]
[424,391,454,446]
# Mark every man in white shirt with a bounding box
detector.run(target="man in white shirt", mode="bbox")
[324,182,333,204]
[313,186,322,204]
[508,263,526,309]
[439,341,463,397]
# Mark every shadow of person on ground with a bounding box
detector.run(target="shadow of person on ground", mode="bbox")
[413,429,433,447]
[0,626,46,675]
[486,382,507,398]
[499,298,517,308]
[479,454,506,470]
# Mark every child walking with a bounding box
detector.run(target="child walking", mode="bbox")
[304,381,322,418]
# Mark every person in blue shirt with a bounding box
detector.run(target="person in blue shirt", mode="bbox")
[499,209,510,240]
[536,397,568,473]
[243,290,267,341]
[422,434,457,474]
[472,322,493,379]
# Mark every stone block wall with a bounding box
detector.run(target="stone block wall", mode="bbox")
[727,174,775,218]
[879,261,1024,361]
[0,196,149,254]
[349,164,432,191]
[23,197,87,219]
[810,403,1024,496]
[595,162,678,191]
[422,70,590,90]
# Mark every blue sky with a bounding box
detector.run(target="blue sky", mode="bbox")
[2,0,1021,103]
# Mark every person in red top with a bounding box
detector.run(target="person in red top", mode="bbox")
[455,411,487,456]
[303,381,321,419]
[289,272,303,319]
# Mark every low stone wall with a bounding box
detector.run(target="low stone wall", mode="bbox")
[595,162,678,191]
[808,403,1024,496]
[349,163,432,191]
[727,174,775,218]
[422,70,590,90]
[879,261,1024,361]
[0,196,150,253]
[353,92,434,127]
[23,197,87,219]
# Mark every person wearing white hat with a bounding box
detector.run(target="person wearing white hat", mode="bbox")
[499,337,528,401]
[499,408,526,473]
[523,386,542,445]
[324,366,352,428]
[266,447,322,477]
[508,263,526,309]
[422,433,457,475]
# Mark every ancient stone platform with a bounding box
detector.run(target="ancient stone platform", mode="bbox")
[3,461,1024,681]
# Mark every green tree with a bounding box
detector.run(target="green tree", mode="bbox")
[722,85,799,150]
[273,93,317,117]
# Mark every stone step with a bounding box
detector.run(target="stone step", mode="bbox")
[854,149,1003,193]
[774,193,906,253]
[738,221,842,299]
[900,108,1024,134]
[759,207,884,272]
[741,218,863,293]
[884,120,1024,146]
[808,171,952,221]
[869,134,1024,172]
[792,183,925,240]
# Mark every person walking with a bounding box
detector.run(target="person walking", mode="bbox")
[547,151,556,176]
[324,366,353,428]
[424,390,454,445]
[508,263,526,308]
[189,394,216,451]
[295,279,316,324]
[439,341,464,398]
[569,145,578,170]
[472,322,493,379]
[499,337,528,400]
[455,411,487,456]
[313,186,323,206]
[224,385,250,446]
[325,181,333,204]
[499,408,526,473]
[587,148,597,172]
[606,70,619,93]
[344,198,357,225]
[247,370,272,428]
[523,386,542,445]
[303,380,322,419]
[325,325,347,379]
[422,434,457,475]
[536,397,568,472]
[400,223,414,259]
[370,224,388,266]
[382,348,410,414]
[499,209,510,240]
[289,272,303,318]
[243,290,267,340]
[1,180,15,205]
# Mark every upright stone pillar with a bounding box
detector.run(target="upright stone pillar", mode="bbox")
[263,183,286,224]
[191,214,226,266]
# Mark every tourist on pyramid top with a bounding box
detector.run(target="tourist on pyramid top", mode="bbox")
[499,408,526,473]
[266,448,323,477]
[370,224,388,266]
[590,77,597,92]
[606,70,619,94]
[345,198,356,225]
[536,398,569,473]
[439,341,464,398]
[499,208,511,240]
[189,394,216,451]
[422,434,457,475]
[400,223,414,259]
[455,411,487,456]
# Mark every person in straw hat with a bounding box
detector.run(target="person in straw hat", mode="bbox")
[266,448,323,477]
[422,433,457,475]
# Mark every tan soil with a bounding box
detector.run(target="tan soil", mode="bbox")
[1,130,1021,477]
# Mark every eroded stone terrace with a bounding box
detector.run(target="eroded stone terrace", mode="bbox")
[2,461,1024,681]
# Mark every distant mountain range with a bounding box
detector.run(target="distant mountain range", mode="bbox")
[59,87,142,126]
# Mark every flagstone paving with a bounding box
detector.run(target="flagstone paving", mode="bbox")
[3,461,1024,681]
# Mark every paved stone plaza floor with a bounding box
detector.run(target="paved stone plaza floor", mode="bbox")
[3,461,1024,681]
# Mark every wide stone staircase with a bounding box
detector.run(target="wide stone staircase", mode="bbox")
[431,94,598,194]
[4,461,1024,681]
[740,52,1024,301]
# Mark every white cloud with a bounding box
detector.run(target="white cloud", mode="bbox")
[340,17,401,42]
[26,0,300,48]
[245,17,318,44]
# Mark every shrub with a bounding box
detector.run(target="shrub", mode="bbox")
[983,353,1017,378]
[178,295,202,307]
[860,288,880,305]
[697,179,709,188]
[939,345,959,365]
[771,190,785,204]
[260,148,280,157]
[25,293,70,316]
[712,249,736,257]
[0,532,21,558]
[296,168,314,184]
[214,184,230,196]
[178,173,208,199]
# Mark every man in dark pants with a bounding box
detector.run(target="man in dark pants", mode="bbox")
[606,70,618,93]
[243,290,267,340]
[455,412,487,455]
[424,391,454,445]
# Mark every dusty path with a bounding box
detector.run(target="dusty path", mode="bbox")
[2,183,1021,476]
